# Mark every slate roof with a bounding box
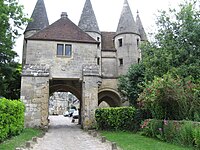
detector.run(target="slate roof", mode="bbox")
[78,0,100,34]
[116,0,138,35]
[136,12,148,41]
[27,14,98,44]
[101,32,116,51]
[25,0,49,32]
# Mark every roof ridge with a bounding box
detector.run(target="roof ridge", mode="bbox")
[28,15,98,44]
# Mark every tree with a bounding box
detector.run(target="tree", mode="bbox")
[142,0,200,81]
[0,0,28,98]
[118,63,145,106]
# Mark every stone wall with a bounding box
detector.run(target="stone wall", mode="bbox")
[21,64,49,127]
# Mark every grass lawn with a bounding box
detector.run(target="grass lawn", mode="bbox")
[0,128,42,150]
[101,131,193,150]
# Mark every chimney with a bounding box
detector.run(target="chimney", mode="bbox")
[61,12,68,18]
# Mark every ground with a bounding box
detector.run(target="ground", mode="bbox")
[24,115,111,150]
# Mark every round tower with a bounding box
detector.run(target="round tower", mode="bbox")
[22,0,49,66]
[114,0,141,75]
[78,0,101,69]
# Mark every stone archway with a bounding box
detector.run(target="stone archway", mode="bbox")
[98,89,121,107]
[49,79,82,124]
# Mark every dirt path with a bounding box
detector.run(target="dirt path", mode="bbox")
[26,115,111,150]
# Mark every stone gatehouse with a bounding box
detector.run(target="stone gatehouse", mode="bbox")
[21,0,147,129]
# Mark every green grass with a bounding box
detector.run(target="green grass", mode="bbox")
[0,128,42,150]
[101,131,193,150]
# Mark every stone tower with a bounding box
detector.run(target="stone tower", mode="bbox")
[78,0,102,71]
[22,0,49,66]
[115,0,141,75]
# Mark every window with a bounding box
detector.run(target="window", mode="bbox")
[97,37,100,41]
[137,38,140,47]
[65,44,72,57]
[138,58,140,64]
[118,38,122,47]
[97,57,100,65]
[57,44,72,57]
[57,44,64,55]
[119,58,123,66]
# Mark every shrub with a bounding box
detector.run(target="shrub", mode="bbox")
[138,73,200,121]
[194,126,200,149]
[0,98,25,142]
[140,119,200,148]
[95,107,136,131]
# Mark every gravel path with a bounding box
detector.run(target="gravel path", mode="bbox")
[26,115,112,150]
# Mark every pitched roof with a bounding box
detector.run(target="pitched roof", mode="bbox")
[78,0,100,34]
[25,0,49,32]
[116,0,138,35]
[27,13,98,44]
[136,11,148,41]
[101,32,116,51]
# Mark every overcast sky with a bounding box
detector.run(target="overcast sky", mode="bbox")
[15,0,184,62]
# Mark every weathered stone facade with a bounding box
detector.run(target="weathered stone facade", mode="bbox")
[21,0,147,129]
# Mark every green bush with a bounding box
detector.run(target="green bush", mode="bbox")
[95,107,136,131]
[140,119,200,148]
[138,73,200,121]
[0,98,25,142]
[194,126,200,149]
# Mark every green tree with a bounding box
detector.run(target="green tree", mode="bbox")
[118,63,145,106]
[0,0,28,98]
[142,0,200,81]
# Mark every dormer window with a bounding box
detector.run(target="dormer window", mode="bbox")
[118,38,123,47]
[57,44,72,57]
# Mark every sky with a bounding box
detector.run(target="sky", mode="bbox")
[15,0,184,62]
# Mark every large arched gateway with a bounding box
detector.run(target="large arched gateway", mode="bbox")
[20,0,146,129]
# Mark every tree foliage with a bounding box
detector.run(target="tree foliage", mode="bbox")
[0,0,28,98]
[142,0,200,81]
[118,63,145,106]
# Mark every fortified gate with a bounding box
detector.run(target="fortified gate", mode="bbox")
[21,0,147,129]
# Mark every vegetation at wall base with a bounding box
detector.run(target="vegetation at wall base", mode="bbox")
[0,128,42,150]
[0,98,25,142]
[100,131,192,150]
[140,119,200,149]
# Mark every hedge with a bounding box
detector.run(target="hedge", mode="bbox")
[0,98,25,142]
[95,107,136,131]
[140,119,200,149]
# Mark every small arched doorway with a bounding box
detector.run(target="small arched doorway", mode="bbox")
[98,89,121,107]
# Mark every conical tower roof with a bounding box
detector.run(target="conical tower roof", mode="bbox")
[78,0,100,34]
[116,0,138,35]
[25,0,49,32]
[136,11,147,41]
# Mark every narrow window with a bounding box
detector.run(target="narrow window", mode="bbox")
[97,57,100,65]
[118,38,122,47]
[137,38,139,47]
[138,58,140,64]
[119,58,123,66]
[65,44,72,57]
[57,44,64,55]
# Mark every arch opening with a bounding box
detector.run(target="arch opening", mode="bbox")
[98,90,121,107]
